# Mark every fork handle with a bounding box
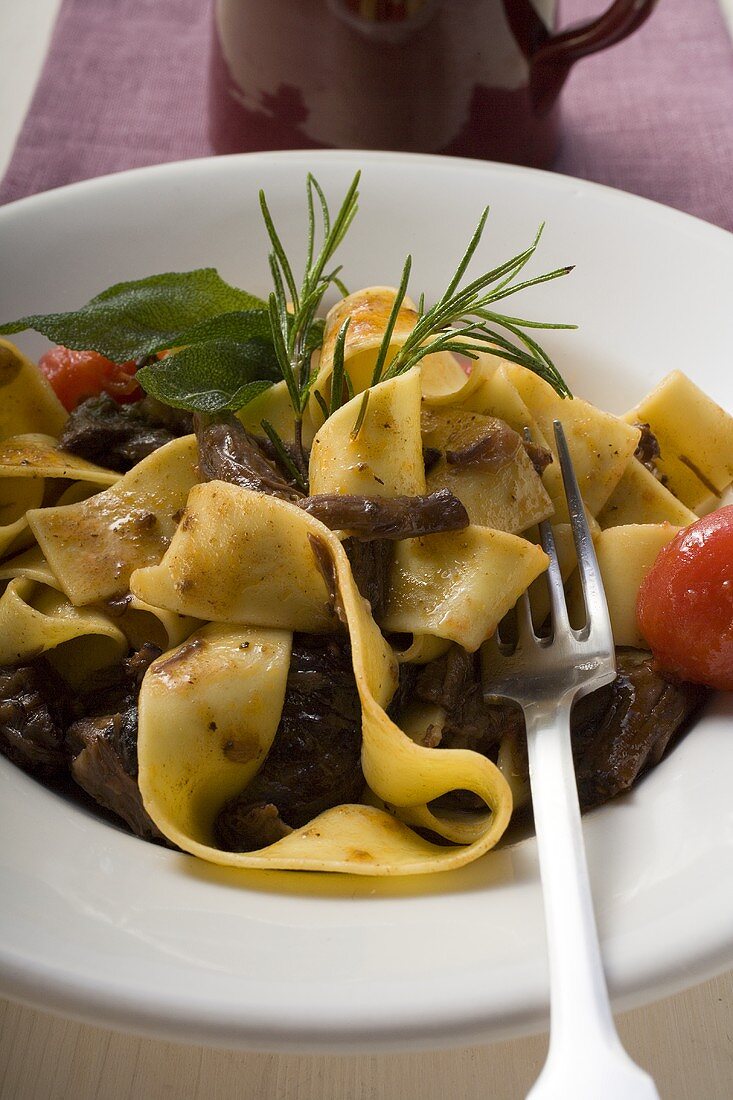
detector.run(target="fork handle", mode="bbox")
[524,697,660,1100]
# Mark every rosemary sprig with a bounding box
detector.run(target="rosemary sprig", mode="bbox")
[260,418,307,492]
[2,175,577,445]
[260,172,360,470]
[350,212,574,434]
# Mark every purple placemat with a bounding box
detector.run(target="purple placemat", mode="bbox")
[2,0,733,231]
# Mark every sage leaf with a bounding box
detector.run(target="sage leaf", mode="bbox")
[0,270,265,362]
[136,338,280,412]
[154,308,273,352]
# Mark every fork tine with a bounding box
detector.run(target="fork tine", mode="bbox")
[538,511,571,637]
[522,426,570,636]
[516,590,537,646]
[552,419,614,650]
[481,631,517,702]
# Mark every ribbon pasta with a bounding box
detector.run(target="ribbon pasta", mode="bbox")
[309,368,426,497]
[0,339,66,442]
[0,476,44,558]
[27,435,199,605]
[0,576,128,682]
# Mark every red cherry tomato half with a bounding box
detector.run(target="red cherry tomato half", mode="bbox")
[38,346,141,411]
[636,507,733,690]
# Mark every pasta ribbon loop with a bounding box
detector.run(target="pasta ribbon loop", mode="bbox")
[133,483,514,874]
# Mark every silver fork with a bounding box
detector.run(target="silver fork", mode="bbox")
[483,420,660,1100]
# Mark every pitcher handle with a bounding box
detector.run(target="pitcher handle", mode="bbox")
[527,0,660,114]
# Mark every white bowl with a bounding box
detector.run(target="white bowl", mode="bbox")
[0,150,732,1052]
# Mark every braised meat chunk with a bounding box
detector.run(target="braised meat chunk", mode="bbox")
[444,419,522,470]
[195,412,302,500]
[58,393,193,472]
[70,642,162,731]
[415,645,523,758]
[524,440,554,477]
[300,488,469,540]
[342,536,393,619]
[409,646,523,813]
[63,644,164,840]
[0,661,68,777]
[214,801,293,852]
[66,710,166,842]
[571,648,708,810]
[429,414,553,478]
[0,647,164,840]
[215,634,364,851]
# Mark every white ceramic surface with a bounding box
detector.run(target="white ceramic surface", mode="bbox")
[0,151,731,1053]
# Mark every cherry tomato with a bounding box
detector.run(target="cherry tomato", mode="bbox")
[38,346,141,411]
[636,507,733,690]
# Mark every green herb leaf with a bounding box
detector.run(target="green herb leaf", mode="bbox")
[330,318,351,416]
[136,338,280,412]
[156,308,273,350]
[0,270,265,362]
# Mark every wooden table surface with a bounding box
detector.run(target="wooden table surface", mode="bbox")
[1,4,732,1097]
[1,973,732,1099]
